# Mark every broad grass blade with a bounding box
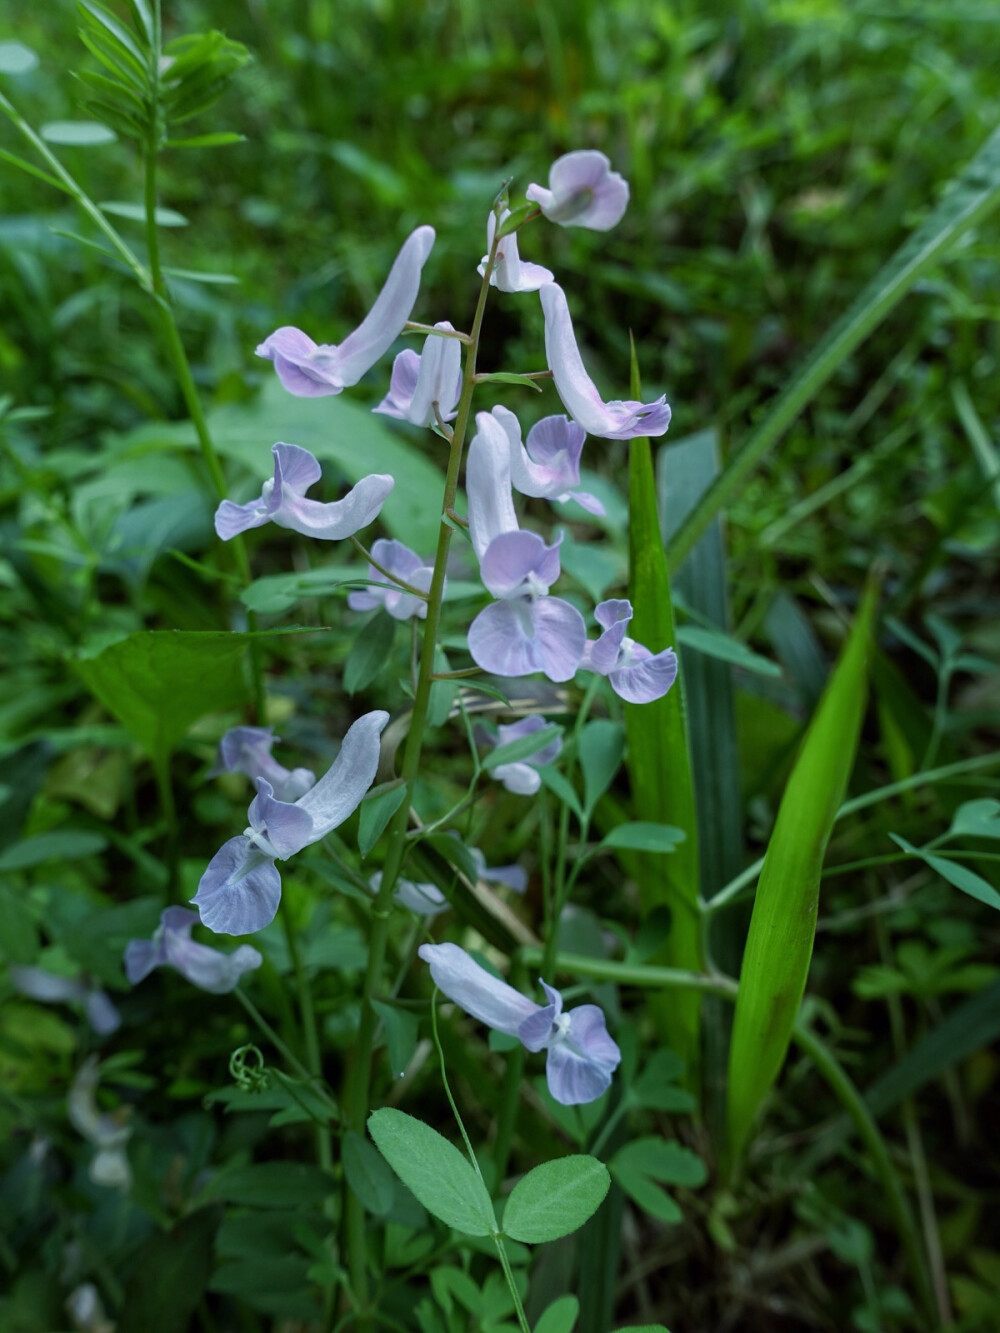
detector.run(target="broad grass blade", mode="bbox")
[666,124,1000,572]
[624,356,703,1081]
[726,579,879,1171]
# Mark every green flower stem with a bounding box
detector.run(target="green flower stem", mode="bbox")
[279,897,333,1175]
[493,1234,531,1333]
[341,225,502,1323]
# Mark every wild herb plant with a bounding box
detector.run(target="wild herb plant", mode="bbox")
[2,5,1000,1333]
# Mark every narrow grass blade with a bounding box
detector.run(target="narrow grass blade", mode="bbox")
[726,579,880,1171]
[666,124,1000,572]
[624,348,703,1082]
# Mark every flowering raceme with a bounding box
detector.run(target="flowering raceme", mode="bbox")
[419,943,621,1104]
[125,907,263,993]
[193,711,388,935]
[215,442,393,543]
[527,150,630,231]
[257,225,435,395]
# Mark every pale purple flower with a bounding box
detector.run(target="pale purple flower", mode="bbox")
[478,208,553,293]
[526,150,629,231]
[582,599,678,704]
[375,321,463,426]
[539,284,671,440]
[193,711,389,935]
[9,966,120,1036]
[210,726,316,803]
[419,942,621,1105]
[256,226,435,395]
[124,907,262,993]
[491,406,604,514]
[347,538,435,621]
[469,847,528,894]
[488,715,563,796]
[68,1057,132,1191]
[369,871,449,917]
[215,442,393,542]
[465,412,586,682]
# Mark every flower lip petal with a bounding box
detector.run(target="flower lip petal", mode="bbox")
[248,778,315,859]
[539,284,671,440]
[191,836,283,936]
[479,529,561,600]
[609,646,679,705]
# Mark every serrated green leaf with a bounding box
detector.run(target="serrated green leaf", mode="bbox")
[367,1108,496,1236]
[342,1130,395,1217]
[600,823,685,854]
[502,1156,610,1243]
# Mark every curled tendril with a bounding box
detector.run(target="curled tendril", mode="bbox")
[229,1043,271,1093]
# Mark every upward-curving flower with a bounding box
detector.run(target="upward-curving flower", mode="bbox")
[465,411,585,682]
[256,226,436,396]
[540,284,672,440]
[419,942,621,1105]
[210,726,316,803]
[193,711,389,936]
[490,406,604,514]
[478,208,553,293]
[526,150,629,231]
[214,442,393,543]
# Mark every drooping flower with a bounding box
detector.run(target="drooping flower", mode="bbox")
[67,1057,132,1191]
[490,406,604,514]
[215,442,393,542]
[369,871,449,917]
[469,846,528,894]
[419,943,621,1105]
[347,538,435,621]
[375,321,463,426]
[465,411,586,682]
[256,226,436,396]
[539,284,671,440]
[210,726,316,803]
[9,966,120,1036]
[478,208,553,293]
[526,150,629,231]
[487,714,563,796]
[193,711,389,935]
[124,907,263,994]
[582,599,678,704]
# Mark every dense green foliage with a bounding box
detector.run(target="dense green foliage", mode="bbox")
[2,3,999,1331]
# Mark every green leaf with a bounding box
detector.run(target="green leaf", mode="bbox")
[201,1163,333,1209]
[74,630,250,767]
[675,625,781,677]
[0,41,39,75]
[726,579,879,1171]
[0,885,39,963]
[538,766,584,822]
[495,202,534,238]
[342,1130,395,1217]
[535,1295,580,1333]
[209,1256,319,1321]
[0,829,107,871]
[629,1051,695,1113]
[166,131,245,148]
[367,1108,496,1236]
[100,200,188,226]
[890,835,1000,912]
[118,1208,217,1333]
[611,1326,672,1332]
[474,372,544,392]
[483,724,562,772]
[600,823,685,854]
[948,799,1000,841]
[579,719,624,816]
[40,120,117,145]
[358,781,407,857]
[372,999,420,1077]
[0,147,71,194]
[343,612,396,695]
[666,124,1000,571]
[502,1156,610,1243]
[162,266,238,284]
[611,1138,707,1188]
[626,409,702,1080]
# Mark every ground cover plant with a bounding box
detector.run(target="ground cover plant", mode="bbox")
[1,2,999,1331]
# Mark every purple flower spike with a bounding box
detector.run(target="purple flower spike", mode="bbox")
[526,150,629,231]
[492,406,604,514]
[194,711,389,935]
[256,226,436,395]
[375,321,463,426]
[347,538,435,621]
[210,726,316,803]
[9,966,121,1036]
[419,942,621,1105]
[215,442,394,543]
[124,907,262,994]
[488,715,563,795]
[479,209,553,293]
[583,599,679,704]
[540,284,672,440]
